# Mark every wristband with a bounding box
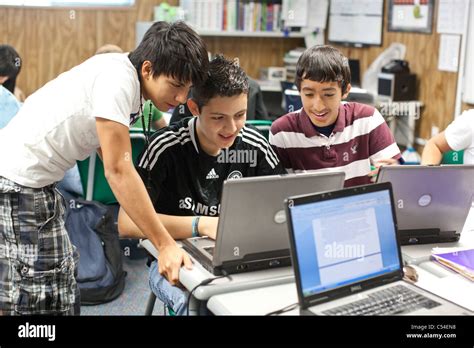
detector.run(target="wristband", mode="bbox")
[192,216,201,238]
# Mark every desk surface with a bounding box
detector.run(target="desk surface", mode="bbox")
[207,209,474,315]
[139,239,294,301]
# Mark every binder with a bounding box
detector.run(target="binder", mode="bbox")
[431,248,474,281]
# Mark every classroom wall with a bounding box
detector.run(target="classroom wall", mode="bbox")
[0,0,470,142]
[0,0,303,97]
[332,0,462,143]
[0,0,172,97]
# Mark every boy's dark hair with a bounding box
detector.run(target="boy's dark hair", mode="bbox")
[129,21,209,86]
[0,44,22,94]
[295,45,351,94]
[192,54,249,109]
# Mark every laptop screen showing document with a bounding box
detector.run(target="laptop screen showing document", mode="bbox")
[286,184,403,306]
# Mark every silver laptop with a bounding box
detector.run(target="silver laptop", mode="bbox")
[377,165,474,245]
[182,171,345,275]
[285,183,471,315]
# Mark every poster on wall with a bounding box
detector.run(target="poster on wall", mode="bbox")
[388,0,434,33]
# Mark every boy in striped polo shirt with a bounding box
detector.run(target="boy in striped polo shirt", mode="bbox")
[270,45,402,187]
[118,55,285,315]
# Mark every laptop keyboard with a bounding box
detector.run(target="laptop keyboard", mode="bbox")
[203,246,215,256]
[322,285,441,316]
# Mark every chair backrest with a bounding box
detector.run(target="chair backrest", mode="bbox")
[77,130,147,204]
[245,119,273,140]
[441,150,464,164]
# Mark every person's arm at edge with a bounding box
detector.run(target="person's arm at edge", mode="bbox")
[421,131,453,165]
[95,118,192,284]
[153,117,168,130]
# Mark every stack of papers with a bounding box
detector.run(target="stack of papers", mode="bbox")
[431,248,474,281]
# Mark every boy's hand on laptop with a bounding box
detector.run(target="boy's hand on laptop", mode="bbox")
[158,243,193,285]
[199,216,219,240]
[368,158,399,182]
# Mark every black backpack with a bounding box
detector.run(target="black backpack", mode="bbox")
[64,196,127,305]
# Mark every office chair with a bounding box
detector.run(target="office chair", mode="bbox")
[246,119,273,140]
[280,81,302,113]
[77,130,146,203]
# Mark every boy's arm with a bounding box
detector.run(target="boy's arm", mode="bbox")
[118,209,218,240]
[151,103,168,130]
[421,131,452,165]
[153,117,168,130]
[95,118,191,285]
[422,112,473,165]
[254,134,287,175]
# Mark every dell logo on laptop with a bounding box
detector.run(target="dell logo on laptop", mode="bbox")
[350,285,362,292]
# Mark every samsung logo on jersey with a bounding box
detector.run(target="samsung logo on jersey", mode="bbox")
[179,197,220,216]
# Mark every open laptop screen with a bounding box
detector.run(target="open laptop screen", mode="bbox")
[288,189,401,298]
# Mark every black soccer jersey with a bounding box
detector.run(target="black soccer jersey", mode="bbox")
[136,117,286,217]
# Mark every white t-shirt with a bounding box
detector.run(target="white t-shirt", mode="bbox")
[445,109,474,164]
[0,53,142,188]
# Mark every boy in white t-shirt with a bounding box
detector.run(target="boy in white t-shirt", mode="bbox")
[421,109,474,165]
[0,21,209,315]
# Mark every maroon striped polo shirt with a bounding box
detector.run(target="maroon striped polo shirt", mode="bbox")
[269,102,402,187]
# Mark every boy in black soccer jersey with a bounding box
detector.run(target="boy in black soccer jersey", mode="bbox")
[118,55,286,315]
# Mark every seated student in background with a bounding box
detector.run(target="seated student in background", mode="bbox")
[118,55,286,315]
[0,44,25,102]
[133,100,168,130]
[270,45,402,187]
[421,109,474,165]
[0,44,23,128]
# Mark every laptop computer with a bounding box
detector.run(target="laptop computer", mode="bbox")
[285,182,471,315]
[377,165,474,245]
[182,171,345,275]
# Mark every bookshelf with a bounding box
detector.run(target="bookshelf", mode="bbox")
[136,22,304,47]
[195,30,305,38]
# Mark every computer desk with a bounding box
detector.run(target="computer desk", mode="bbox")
[206,208,474,315]
[139,239,295,308]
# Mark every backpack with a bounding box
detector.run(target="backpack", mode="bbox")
[64,196,127,305]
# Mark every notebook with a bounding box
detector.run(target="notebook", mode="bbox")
[432,249,474,281]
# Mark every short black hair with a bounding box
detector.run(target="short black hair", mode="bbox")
[192,54,249,109]
[129,21,209,86]
[0,44,22,94]
[295,45,351,94]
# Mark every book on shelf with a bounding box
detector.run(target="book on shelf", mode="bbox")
[431,248,474,282]
[180,0,284,33]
